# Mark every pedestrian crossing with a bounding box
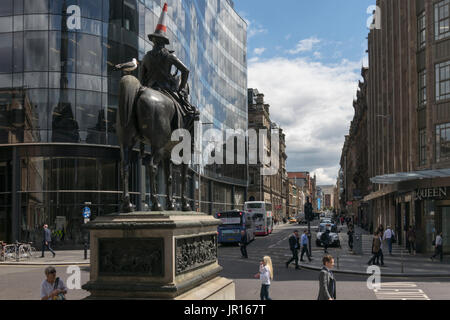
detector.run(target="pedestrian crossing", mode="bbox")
[373,282,430,300]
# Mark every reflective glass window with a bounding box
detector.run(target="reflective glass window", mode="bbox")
[80,18,102,36]
[13,32,23,73]
[49,89,79,143]
[0,73,12,87]
[49,72,76,89]
[0,17,12,33]
[27,89,49,130]
[75,159,97,189]
[49,31,77,73]
[76,90,102,131]
[24,0,49,14]
[14,0,24,15]
[76,34,102,75]
[24,72,48,88]
[0,0,12,17]
[24,14,49,31]
[80,0,102,20]
[14,16,24,32]
[123,0,138,33]
[76,74,102,92]
[0,33,12,73]
[105,0,122,25]
[98,159,118,191]
[24,31,49,72]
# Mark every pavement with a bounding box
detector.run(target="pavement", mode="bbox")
[297,223,450,277]
[0,250,90,266]
[1,222,449,277]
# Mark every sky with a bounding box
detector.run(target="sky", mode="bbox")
[233,0,375,185]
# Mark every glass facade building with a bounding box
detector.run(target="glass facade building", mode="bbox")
[0,0,248,247]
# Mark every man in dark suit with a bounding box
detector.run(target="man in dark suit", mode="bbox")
[239,230,248,259]
[286,230,301,270]
[41,224,55,258]
[318,255,336,300]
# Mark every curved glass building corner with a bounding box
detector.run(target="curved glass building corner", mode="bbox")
[0,0,247,246]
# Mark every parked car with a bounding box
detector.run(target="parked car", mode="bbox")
[296,212,306,224]
[316,223,341,247]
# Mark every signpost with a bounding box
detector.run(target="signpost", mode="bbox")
[82,206,91,260]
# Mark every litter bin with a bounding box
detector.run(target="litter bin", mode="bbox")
[353,233,363,255]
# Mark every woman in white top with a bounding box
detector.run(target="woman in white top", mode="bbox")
[256,256,273,300]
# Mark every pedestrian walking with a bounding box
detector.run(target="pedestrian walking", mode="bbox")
[41,224,55,258]
[383,226,395,255]
[239,229,248,259]
[286,230,301,270]
[407,226,416,255]
[431,232,444,262]
[321,229,331,254]
[347,224,354,251]
[317,255,336,300]
[255,256,273,300]
[40,266,67,300]
[367,232,381,265]
[300,230,312,262]
[377,231,385,266]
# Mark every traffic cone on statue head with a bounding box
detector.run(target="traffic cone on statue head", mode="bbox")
[148,2,170,45]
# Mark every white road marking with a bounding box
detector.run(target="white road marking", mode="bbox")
[373,282,430,300]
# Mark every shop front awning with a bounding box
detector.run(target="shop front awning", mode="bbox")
[370,169,450,185]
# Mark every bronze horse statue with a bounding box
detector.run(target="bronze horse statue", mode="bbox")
[116,75,192,212]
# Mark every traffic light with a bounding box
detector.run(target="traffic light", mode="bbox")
[304,202,313,221]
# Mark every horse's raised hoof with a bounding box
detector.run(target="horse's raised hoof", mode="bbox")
[151,202,163,211]
[181,200,191,212]
[120,201,135,213]
[166,200,175,211]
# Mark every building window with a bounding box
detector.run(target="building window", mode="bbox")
[435,61,450,101]
[418,11,426,49]
[436,123,450,162]
[419,129,427,166]
[419,70,427,107]
[435,0,450,40]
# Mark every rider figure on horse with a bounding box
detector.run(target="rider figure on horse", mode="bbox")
[139,3,199,131]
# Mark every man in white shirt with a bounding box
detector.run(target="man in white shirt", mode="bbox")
[431,232,444,262]
[383,226,395,255]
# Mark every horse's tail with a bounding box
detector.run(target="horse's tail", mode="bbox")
[117,75,141,129]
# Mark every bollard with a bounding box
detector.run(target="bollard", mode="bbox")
[401,250,404,274]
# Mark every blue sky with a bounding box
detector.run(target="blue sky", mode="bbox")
[233,0,375,185]
[235,0,375,64]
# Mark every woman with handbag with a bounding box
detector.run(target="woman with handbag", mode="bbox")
[40,266,67,300]
[255,256,273,300]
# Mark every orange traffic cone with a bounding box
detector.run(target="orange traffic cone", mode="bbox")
[148,3,170,45]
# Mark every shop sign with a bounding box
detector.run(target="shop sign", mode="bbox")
[414,187,447,201]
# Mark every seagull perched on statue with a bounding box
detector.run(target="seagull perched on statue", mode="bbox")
[113,58,138,72]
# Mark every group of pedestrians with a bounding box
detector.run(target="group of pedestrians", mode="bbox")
[256,252,336,300]
[285,230,312,270]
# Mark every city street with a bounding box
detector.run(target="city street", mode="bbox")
[1,221,449,300]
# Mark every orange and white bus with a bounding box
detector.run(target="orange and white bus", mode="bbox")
[244,201,273,236]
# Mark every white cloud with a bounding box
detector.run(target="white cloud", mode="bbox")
[253,47,266,55]
[287,37,321,54]
[248,57,363,185]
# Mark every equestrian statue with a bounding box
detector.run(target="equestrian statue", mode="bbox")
[116,3,199,212]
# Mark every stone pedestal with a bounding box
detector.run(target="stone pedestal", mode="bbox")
[81,211,235,300]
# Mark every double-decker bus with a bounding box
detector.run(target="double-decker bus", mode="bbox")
[215,210,255,244]
[244,202,273,236]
